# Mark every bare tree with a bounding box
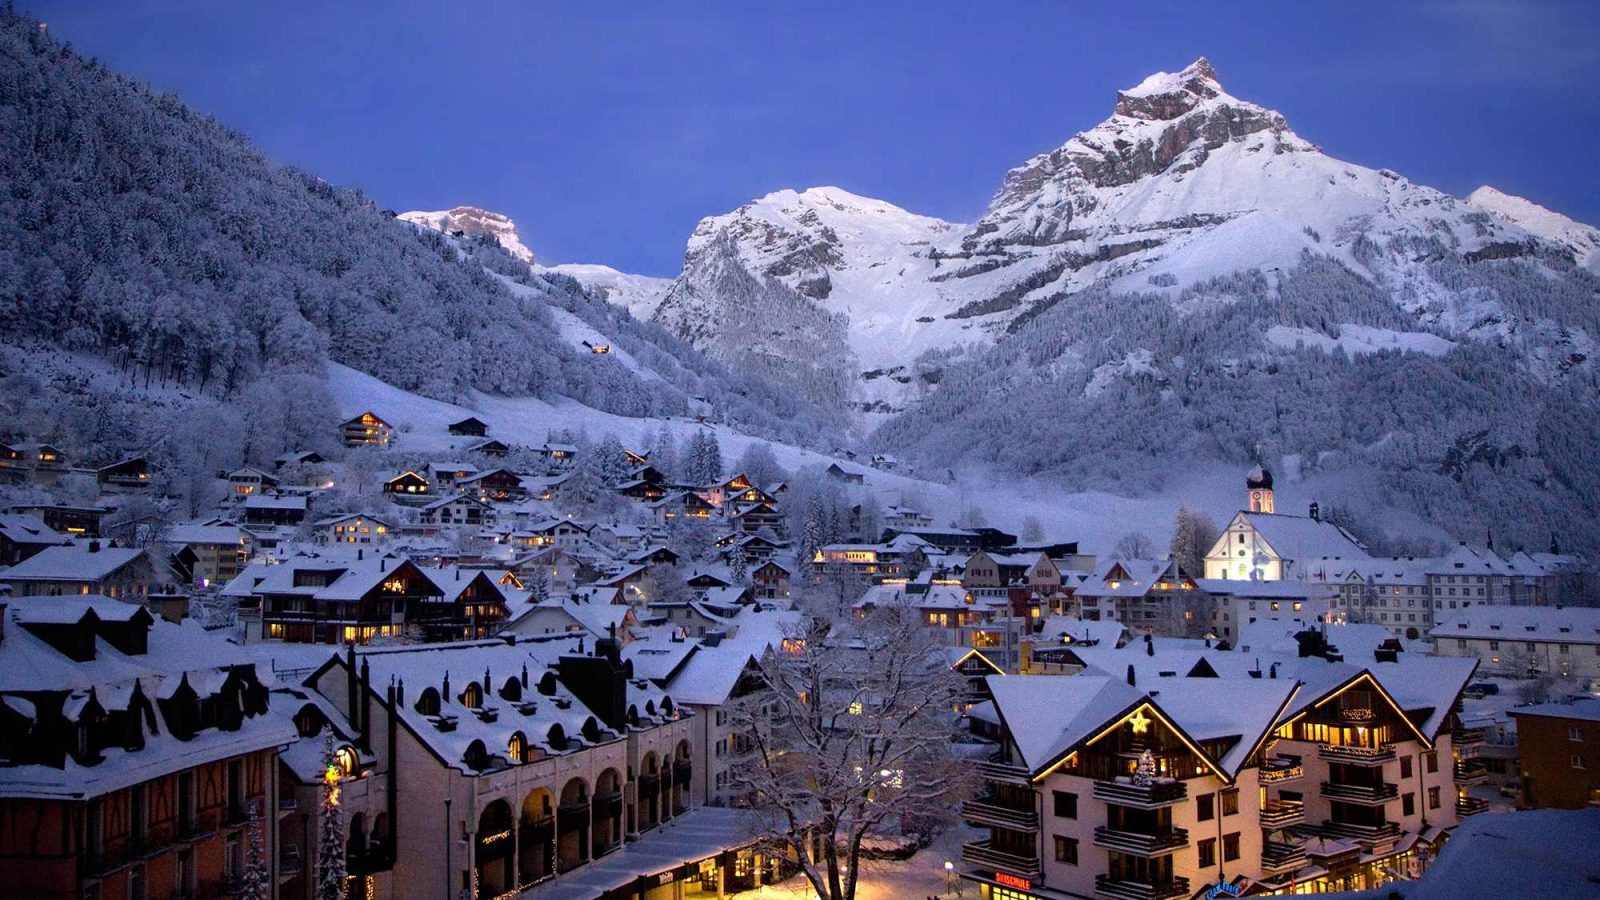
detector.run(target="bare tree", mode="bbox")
[1115,531,1157,559]
[728,607,973,900]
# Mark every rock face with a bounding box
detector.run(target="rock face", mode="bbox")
[1467,185,1600,273]
[398,206,536,263]
[647,58,1596,427]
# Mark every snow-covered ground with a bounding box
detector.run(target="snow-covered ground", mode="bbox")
[1266,324,1456,357]
[734,826,981,900]
[328,361,1452,554]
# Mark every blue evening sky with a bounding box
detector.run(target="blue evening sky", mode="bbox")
[25,1,1600,276]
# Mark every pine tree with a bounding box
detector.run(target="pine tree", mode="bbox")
[316,732,347,900]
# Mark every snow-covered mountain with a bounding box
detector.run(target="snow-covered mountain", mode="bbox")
[539,263,673,320]
[397,205,536,263]
[649,58,1596,420]
[1467,185,1600,273]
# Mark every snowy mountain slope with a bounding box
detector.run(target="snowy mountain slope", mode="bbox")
[648,59,1593,420]
[397,206,537,263]
[1467,185,1600,272]
[539,263,673,320]
[652,187,967,417]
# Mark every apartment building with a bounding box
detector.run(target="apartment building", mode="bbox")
[961,629,1478,898]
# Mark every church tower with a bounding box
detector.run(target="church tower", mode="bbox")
[1246,466,1275,514]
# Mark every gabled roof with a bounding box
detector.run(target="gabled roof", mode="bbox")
[1,544,148,581]
[1232,512,1368,562]
[0,514,67,548]
[1431,606,1600,643]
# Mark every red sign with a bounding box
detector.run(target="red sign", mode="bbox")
[996,871,1032,891]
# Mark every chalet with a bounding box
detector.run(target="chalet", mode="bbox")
[627,545,682,567]
[519,473,568,502]
[420,567,514,640]
[0,441,24,483]
[160,522,252,586]
[720,532,782,565]
[240,493,309,528]
[418,494,496,529]
[616,478,667,502]
[518,519,591,550]
[730,501,781,534]
[96,457,152,492]
[824,461,866,485]
[465,438,511,458]
[505,594,638,642]
[962,549,1062,597]
[539,442,578,467]
[8,503,108,537]
[0,542,179,601]
[227,551,475,644]
[314,513,395,545]
[685,567,735,592]
[458,467,525,502]
[447,416,489,437]
[883,505,932,530]
[1072,558,1209,637]
[426,461,480,488]
[511,547,593,588]
[272,449,326,470]
[752,560,792,599]
[0,513,68,567]
[0,596,293,900]
[227,466,279,496]
[382,470,431,496]
[341,411,393,447]
[649,491,717,523]
[14,442,69,472]
[624,448,650,466]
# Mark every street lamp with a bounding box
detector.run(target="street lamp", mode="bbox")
[944,860,954,896]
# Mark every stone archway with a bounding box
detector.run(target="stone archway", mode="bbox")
[556,777,590,873]
[475,799,515,899]
[637,751,662,832]
[592,768,623,857]
[518,788,554,887]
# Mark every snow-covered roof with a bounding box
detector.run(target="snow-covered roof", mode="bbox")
[0,513,66,547]
[1237,512,1367,562]
[1,544,148,582]
[1509,697,1600,724]
[985,675,1143,773]
[241,493,308,511]
[1431,606,1600,644]
[160,522,245,547]
[1386,807,1600,900]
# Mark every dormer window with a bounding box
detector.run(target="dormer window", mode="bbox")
[508,732,527,764]
[415,687,441,716]
[461,683,483,710]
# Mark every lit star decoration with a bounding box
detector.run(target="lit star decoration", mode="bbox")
[1129,709,1152,735]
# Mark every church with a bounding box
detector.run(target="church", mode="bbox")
[1204,467,1368,581]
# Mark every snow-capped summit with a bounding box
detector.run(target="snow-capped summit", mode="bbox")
[1467,185,1600,272]
[398,205,536,263]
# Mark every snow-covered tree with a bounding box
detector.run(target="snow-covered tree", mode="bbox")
[727,608,973,900]
[316,733,347,900]
[735,440,785,487]
[1169,505,1219,575]
[593,433,629,487]
[1021,515,1046,543]
[240,802,269,900]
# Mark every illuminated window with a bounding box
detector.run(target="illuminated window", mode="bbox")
[508,733,526,763]
[335,745,359,777]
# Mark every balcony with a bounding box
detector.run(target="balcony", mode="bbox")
[1320,820,1400,845]
[1259,799,1306,828]
[1094,874,1190,900]
[1451,727,1486,749]
[1092,825,1189,857]
[1093,778,1188,809]
[960,797,1040,832]
[961,839,1040,880]
[1260,756,1304,783]
[977,759,1032,786]
[1321,781,1398,804]
[1454,761,1488,786]
[1456,796,1489,818]
[1319,744,1395,765]
[1261,838,1308,874]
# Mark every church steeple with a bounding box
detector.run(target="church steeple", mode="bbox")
[1246,466,1274,514]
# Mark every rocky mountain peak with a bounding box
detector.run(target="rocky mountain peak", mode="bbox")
[397,205,535,263]
[1114,57,1222,121]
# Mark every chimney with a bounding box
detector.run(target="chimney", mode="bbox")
[358,548,364,561]
[88,540,100,553]
[1308,502,1320,522]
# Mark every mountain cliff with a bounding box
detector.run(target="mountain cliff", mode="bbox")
[397,206,537,263]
